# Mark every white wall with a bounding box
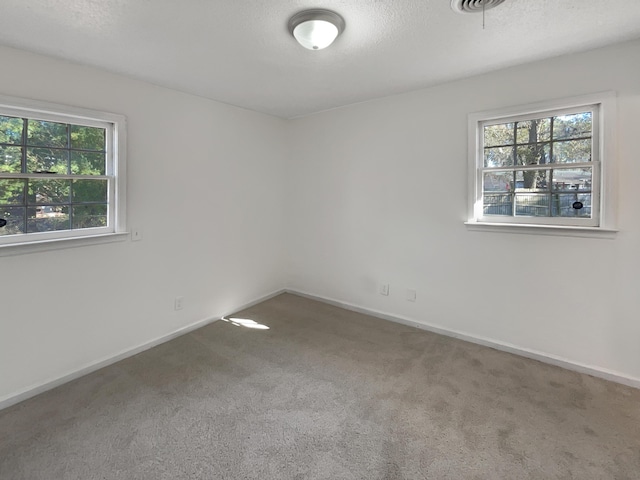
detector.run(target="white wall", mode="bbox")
[2,39,639,406]
[286,40,640,384]
[0,46,288,404]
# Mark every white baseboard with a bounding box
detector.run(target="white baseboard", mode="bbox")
[286,289,640,390]
[0,288,286,411]
[4,286,636,411]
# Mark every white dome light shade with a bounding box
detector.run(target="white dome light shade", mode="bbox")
[293,20,339,50]
[288,10,345,50]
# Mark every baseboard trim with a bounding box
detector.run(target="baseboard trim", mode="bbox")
[286,289,640,390]
[0,288,286,411]
[4,286,636,411]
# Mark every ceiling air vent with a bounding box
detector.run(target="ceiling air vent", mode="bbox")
[451,0,506,14]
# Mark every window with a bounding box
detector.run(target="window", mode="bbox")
[467,93,616,233]
[0,95,126,249]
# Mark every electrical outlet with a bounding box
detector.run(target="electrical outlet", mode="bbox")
[406,289,417,302]
[174,296,184,311]
[380,283,390,296]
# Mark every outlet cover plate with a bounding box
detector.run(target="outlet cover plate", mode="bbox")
[407,289,417,302]
[174,296,184,310]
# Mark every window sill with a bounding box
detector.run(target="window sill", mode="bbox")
[0,232,129,257]
[464,221,618,239]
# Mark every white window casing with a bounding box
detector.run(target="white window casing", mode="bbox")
[466,92,617,237]
[0,95,127,255]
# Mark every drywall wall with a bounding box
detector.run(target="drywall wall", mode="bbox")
[0,46,288,404]
[2,39,639,407]
[286,39,640,384]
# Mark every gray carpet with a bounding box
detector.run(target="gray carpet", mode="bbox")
[1,293,639,479]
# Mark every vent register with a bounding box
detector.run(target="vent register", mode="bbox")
[451,0,507,14]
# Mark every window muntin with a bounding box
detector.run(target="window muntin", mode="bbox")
[473,103,603,228]
[0,98,125,246]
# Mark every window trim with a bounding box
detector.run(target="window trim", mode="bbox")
[478,104,600,227]
[0,94,127,251]
[466,92,617,235]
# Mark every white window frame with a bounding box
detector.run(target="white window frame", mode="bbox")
[466,92,617,237]
[0,94,127,254]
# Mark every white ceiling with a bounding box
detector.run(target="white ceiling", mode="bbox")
[1,0,639,119]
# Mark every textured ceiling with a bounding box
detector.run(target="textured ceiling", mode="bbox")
[0,0,639,118]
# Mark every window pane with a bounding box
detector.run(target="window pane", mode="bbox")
[551,193,591,218]
[553,112,592,140]
[0,116,23,144]
[515,193,550,217]
[515,170,548,192]
[0,146,22,173]
[72,179,107,203]
[27,205,70,232]
[27,120,68,148]
[484,171,513,192]
[0,206,25,235]
[552,168,592,191]
[552,139,591,164]
[71,151,105,175]
[484,146,513,167]
[26,147,69,174]
[516,118,551,144]
[0,179,26,205]
[72,204,107,229]
[483,194,512,216]
[484,123,514,147]
[516,143,550,166]
[28,179,71,205]
[70,125,105,151]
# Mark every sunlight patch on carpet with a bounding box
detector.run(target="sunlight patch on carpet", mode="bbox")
[222,317,270,330]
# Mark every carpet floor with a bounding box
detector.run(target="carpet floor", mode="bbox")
[1,293,639,479]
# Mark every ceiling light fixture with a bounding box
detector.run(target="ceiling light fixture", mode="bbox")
[288,9,345,50]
